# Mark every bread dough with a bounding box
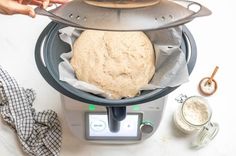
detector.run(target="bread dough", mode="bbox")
[71,30,156,99]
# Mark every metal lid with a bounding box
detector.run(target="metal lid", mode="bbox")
[35,0,211,31]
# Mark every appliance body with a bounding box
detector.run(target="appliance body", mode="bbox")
[61,95,167,144]
[35,22,197,143]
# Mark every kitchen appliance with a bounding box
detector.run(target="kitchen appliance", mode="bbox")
[34,0,210,143]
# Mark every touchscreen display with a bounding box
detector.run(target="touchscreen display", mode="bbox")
[85,113,142,140]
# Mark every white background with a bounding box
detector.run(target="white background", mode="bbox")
[0,0,235,155]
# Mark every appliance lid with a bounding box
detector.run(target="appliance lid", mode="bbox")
[35,0,211,31]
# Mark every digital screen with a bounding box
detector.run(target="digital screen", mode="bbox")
[85,113,142,140]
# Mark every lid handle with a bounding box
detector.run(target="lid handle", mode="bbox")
[158,0,212,29]
[34,7,81,28]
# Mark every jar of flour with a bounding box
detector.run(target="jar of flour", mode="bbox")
[173,95,219,148]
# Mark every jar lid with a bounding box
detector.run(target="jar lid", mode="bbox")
[192,122,219,148]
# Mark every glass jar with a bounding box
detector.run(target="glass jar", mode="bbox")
[173,96,212,134]
[173,95,219,148]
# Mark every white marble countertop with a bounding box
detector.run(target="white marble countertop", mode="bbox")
[0,0,235,155]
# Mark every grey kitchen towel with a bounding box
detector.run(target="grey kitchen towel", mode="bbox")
[0,67,62,156]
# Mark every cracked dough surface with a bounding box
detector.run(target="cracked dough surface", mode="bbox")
[71,30,156,99]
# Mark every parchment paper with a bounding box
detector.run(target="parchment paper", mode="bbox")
[58,26,189,99]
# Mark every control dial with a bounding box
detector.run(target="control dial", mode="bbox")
[140,122,154,134]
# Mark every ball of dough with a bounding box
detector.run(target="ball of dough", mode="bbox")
[71,30,156,99]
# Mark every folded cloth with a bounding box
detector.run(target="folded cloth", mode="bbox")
[0,67,62,156]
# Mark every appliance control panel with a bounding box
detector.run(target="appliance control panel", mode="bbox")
[61,95,167,143]
[85,113,142,140]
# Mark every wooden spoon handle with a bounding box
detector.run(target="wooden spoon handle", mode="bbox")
[207,66,219,84]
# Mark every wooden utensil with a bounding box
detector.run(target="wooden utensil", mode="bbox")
[206,66,219,85]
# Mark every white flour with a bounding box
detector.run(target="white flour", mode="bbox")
[174,97,210,134]
[183,97,209,125]
[174,110,196,134]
